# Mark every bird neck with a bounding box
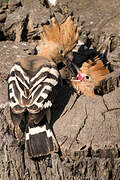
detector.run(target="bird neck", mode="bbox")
[38,47,52,60]
[37,42,58,61]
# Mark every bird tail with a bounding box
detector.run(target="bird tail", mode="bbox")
[26,122,59,158]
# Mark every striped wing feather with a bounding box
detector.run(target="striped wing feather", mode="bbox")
[8,60,59,115]
[8,56,60,157]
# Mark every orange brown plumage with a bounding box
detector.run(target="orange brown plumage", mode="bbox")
[37,15,79,63]
[71,56,109,97]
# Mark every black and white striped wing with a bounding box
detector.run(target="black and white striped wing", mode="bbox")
[27,65,60,113]
[8,62,60,156]
[8,63,29,114]
[8,63,60,115]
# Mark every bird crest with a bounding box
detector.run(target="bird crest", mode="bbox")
[40,14,79,58]
[71,56,109,97]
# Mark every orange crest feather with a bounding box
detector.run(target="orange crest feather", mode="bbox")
[80,56,109,84]
[71,56,109,97]
[41,15,79,56]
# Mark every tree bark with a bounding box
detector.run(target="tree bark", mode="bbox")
[1,83,120,180]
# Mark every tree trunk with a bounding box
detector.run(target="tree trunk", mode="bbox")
[1,84,120,180]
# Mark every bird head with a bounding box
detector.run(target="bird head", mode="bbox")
[71,56,109,97]
[38,14,79,64]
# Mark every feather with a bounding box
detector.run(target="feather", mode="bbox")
[37,14,79,63]
[8,56,59,157]
[71,56,109,97]
[26,110,59,157]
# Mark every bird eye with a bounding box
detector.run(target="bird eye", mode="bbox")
[85,76,89,80]
[59,50,63,54]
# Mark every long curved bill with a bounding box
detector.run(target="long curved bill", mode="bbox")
[71,62,83,81]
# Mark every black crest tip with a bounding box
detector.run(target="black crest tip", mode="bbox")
[70,11,74,17]
[46,21,50,25]
[41,22,45,26]
[50,13,55,19]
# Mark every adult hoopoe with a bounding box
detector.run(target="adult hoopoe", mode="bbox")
[8,14,79,157]
[71,56,109,97]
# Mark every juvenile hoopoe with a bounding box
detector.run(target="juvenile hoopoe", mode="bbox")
[8,14,79,157]
[71,56,109,97]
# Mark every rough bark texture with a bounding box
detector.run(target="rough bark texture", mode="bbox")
[0,0,120,179]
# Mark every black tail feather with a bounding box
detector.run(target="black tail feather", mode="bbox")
[26,123,58,157]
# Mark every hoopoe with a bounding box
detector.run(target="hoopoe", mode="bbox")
[71,56,109,97]
[8,14,79,157]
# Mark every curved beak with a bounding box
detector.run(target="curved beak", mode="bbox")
[71,62,83,81]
